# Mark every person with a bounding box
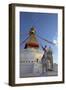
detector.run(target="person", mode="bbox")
[41,45,48,74]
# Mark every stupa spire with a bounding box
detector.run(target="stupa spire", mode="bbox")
[24,27,39,49]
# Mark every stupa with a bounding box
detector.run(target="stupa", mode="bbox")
[20,27,44,77]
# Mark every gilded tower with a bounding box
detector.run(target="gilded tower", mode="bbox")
[24,27,39,49]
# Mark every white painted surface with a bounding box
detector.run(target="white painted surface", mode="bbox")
[20,49,43,75]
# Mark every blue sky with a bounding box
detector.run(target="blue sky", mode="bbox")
[20,12,58,63]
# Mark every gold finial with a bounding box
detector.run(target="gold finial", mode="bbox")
[29,27,36,35]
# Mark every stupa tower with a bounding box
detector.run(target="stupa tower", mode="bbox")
[24,27,39,49]
[20,27,44,77]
